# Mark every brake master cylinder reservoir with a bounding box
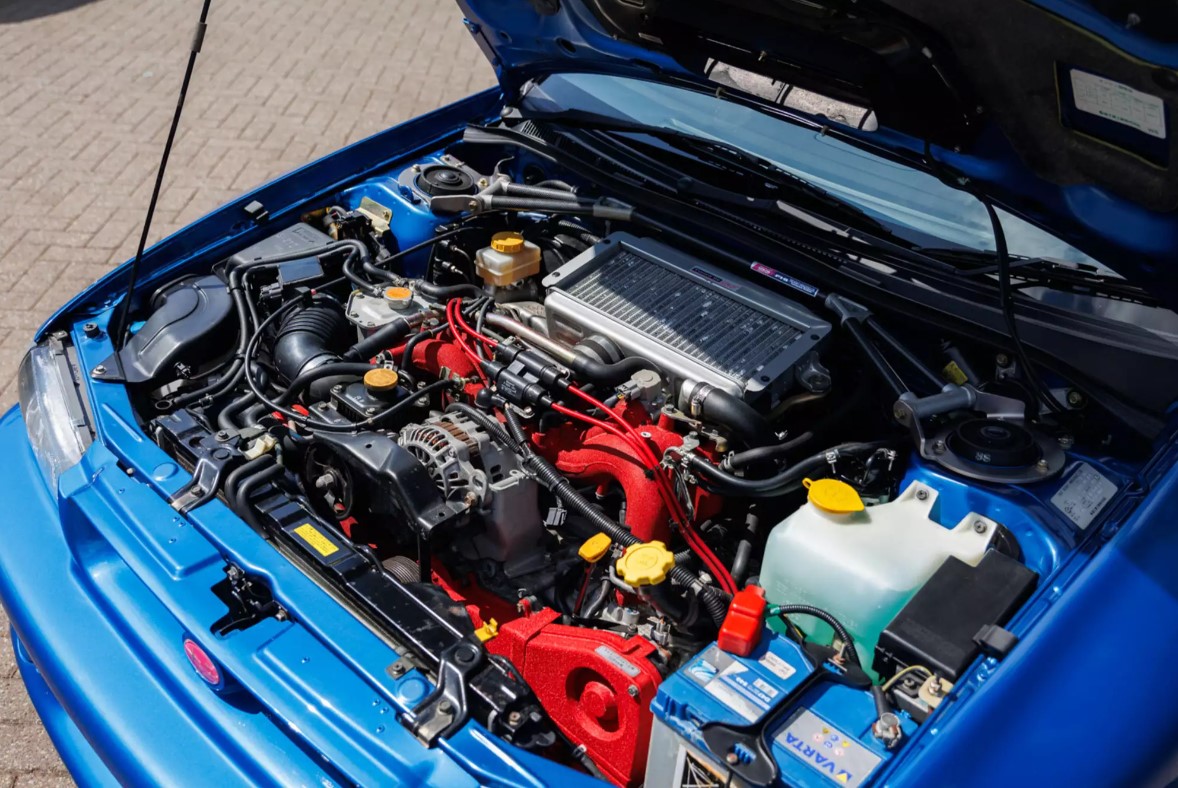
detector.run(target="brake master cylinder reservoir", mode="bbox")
[475,231,541,286]
[759,479,995,676]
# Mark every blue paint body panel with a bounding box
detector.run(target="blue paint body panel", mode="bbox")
[3,15,1178,786]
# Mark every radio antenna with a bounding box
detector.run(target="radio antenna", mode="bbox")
[109,0,213,353]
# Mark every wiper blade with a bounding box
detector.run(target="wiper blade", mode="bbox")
[512,109,898,240]
[920,247,1157,305]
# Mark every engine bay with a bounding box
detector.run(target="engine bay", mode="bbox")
[105,139,1137,786]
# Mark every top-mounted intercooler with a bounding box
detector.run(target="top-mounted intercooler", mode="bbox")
[542,233,830,411]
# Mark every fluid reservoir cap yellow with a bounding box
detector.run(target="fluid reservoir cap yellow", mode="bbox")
[578,533,613,563]
[474,618,499,642]
[363,367,400,393]
[490,231,525,254]
[383,286,413,309]
[803,477,865,514]
[617,541,675,586]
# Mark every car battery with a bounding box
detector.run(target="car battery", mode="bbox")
[647,629,913,788]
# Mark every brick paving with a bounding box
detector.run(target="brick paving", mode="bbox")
[0,0,493,782]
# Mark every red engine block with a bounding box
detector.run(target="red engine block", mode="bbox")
[486,608,661,787]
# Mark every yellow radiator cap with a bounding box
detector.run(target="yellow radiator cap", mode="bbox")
[803,477,864,514]
[578,533,613,563]
[363,367,400,393]
[490,231,525,254]
[617,541,674,586]
[383,286,413,309]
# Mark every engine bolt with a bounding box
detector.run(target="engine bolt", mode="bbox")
[1036,458,1049,471]
[933,439,946,454]
[215,430,230,442]
[389,662,406,677]
[438,700,455,715]
[1066,390,1085,408]
[995,353,1011,367]
[508,711,522,725]
[973,519,988,534]
[1058,434,1075,450]
[91,365,106,377]
[365,407,377,416]
[627,685,639,698]
[725,752,740,765]
[82,322,100,338]
[915,488,929,501]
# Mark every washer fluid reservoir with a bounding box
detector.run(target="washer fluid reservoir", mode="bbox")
[759,479,995,677]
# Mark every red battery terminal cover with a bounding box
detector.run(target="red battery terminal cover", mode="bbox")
[718,585,768,656]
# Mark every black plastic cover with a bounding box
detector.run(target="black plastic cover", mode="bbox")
[101,275,235,385]
[874,551,1038,681]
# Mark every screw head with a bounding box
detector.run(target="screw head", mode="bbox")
[915,488,930,501]
[933,439,946,454]
[1066,390,1085,408]
[725,751,740,765]
[91,365,106,377]
[438,699,455,714]
[627,685,639,698]
[390,662,406,677]
[1036,458,1049,470]
[508,710,522,725]
[973,519,988,534]
[82,322,100,338]
[995,353,1011,367]
[1058,434,1075,450]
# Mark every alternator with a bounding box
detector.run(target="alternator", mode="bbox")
[398,413,545,574]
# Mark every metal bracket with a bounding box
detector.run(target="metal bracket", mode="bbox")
[408,640,482,744]
[210,564,286,636]
[153,409,241,512]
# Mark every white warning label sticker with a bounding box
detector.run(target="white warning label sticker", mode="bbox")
[1070,69,1166,139]
[1050,463,1118,530]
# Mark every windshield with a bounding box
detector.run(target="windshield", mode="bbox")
[525,72,1098,266]
[523,72,1178,340]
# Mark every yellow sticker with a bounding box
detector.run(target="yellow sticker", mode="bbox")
[294,523,338,557]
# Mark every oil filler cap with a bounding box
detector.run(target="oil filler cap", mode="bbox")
[803,477,864,514]
[363,368,400,393]
[616,541,674,586]
[490,231,525,254]
[578,533,613,563]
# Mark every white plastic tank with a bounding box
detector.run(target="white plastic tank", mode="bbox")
[759,478,995,676]
[475,231,541,287]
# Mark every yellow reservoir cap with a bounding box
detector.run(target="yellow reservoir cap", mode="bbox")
[803,477,865,514]
[383,286,413,306]
[363,367,400,393]
[578,533,613,563]
[617,541,675,586]
[490,231,525,254]
[475,619,499,642]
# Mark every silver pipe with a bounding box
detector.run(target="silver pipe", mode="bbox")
[483,312,578,365]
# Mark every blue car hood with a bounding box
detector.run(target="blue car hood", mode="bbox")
[458,0,1178,304]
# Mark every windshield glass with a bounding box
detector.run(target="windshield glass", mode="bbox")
[525,72,1099,266]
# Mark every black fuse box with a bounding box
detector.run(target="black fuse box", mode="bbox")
[873,550,1038,682]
